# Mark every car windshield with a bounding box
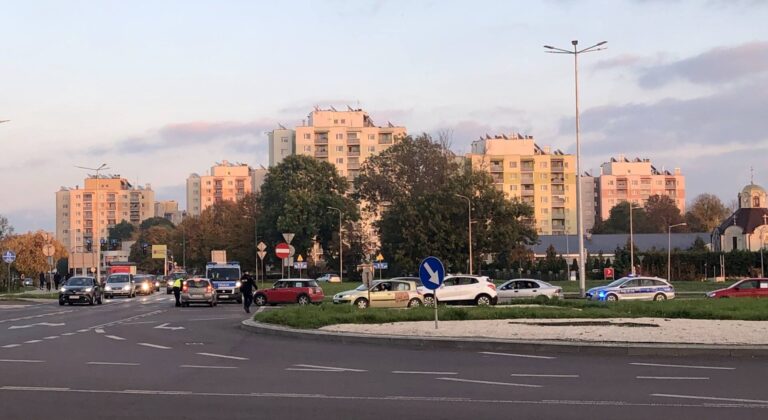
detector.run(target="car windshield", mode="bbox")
[186,280,209,288]
[66,278,92,286]
[355,283,370,291]
[604,278,628,288]
[107,275,130,283]
[207,268,240,281]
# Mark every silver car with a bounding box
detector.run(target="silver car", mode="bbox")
[497,279,562,303]
[586,276,675,302]
[104,274,136,298]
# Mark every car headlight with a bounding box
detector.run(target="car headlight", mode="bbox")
[235,281,242,288]
[707,292,716,298]
[142,283,148,290]
[84,287,92,292]
[105,286,112,291]
[59,287,66,292]
[123,285,130,291]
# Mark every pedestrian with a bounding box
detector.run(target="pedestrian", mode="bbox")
[39,272,45,290]
[241,272,255,313]
[54,273,62,290]
[173,277,183,307]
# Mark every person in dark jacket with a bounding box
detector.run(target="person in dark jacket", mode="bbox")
[240,273,255,313]
[39,272,45,290]
[53,273,62,290]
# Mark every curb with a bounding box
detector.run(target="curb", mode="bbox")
[241,319,768,358]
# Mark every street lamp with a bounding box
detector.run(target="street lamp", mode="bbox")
[76,163,109,285]
[629,202,642,275]
[667,222,687,282]
[455,194,473,275]
[327,206,343,283]
[545,40,607,297]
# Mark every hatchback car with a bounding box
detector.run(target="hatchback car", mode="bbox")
[706,278,768,299]
[59,276,103,306]
[104,273,135,299]
[134,275,155,295]
[417,275,498,306]
[333,278,425,309]
[181,278,217,307]
[497,279,562,303]
[254,279,324,306]
[586,276,675,302]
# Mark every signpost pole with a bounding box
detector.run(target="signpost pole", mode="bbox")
[434,295,438,329]
[6,263,10,294]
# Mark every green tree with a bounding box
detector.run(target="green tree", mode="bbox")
[108,220,136,243]
[592,201,653,234]
[140,217,175,230]
[685,193,729,232]
[644,194,685,233]
[0,214,13,241]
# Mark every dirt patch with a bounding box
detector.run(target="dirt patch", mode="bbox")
[508,320,658,328]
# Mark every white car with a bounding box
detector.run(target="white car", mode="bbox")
[586,276,675,302]
[497,279,562,303]
[417,275,498,306]
[316,274,341,283]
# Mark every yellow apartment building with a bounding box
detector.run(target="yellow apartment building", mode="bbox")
[186,160,261,216]
[468,134,578,235]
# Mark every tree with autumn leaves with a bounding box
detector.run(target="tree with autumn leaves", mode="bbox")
[0,230,68,289]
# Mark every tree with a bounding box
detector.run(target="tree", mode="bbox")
[592,201,653,234]
[644,194,685,233]
[108,220,135,243]
[0,231,68,280]
[140,217,174,230]
[0,214,13,241]
[685,193,729,232]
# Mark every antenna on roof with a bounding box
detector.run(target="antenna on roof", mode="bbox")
[278,123,286,130]
[347,105,354,111]
[314,105,320,111]
[387,121,394,128]
[330,105,337,112]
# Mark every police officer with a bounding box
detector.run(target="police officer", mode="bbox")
[240,272,255,313]
[173,277,183,307]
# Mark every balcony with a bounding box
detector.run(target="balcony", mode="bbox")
[552,198,566,206]
[521,187,535,196]
[315,150,328,158]
[378,134,394,145]
[490,162,503,172]
[347,162,360,170]
[551,210,565,218]
[551,161,565,172]
[551,175,565,184]
[520,163,534,172]
[347,150,360,157]
[347,137,360,145]
[551,187,565,195]
[521,175,534,184]
[491,175,503,184]
[314,137,329,145]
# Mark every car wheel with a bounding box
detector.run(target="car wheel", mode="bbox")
[59,300,65,306]
[166,289,172,295]
[653,293,667,301]
[475,294,492,306]
[606,294,619,302]
[423,295,435,307]
[97,295,103,305]
[354,298,369,309]
[67,301,73,305]
[254,294,267,306]
[88,296,94,306]
[297,295,310,306]
[236,297,243,304]
[209,301,214,307]
[534,295,550,303]
[407,298,421,308]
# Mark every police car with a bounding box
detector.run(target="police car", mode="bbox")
[586,276,675,302]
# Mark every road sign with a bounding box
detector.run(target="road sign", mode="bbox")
[419,256,445,291]
[282,233,295,244]
[293,261,308,269]
[151,245,167,259]
[288,245,296,257]
[297,254,304,262]
[376,253,384,262]
[42,244,55,257]
[275,243,290,259]
[257,242,267,252]
[604,267,614,279]
[257,251,266,260]
[2,250,16,264]
[373,262,388,270]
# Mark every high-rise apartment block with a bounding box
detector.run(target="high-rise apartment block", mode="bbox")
[55,176,155,252]
[186,161,266,216]
[295,108,406,182]
[467,134,577,235]
[154,200,184,225]
[268,125,295,167]
[597,157,685,221]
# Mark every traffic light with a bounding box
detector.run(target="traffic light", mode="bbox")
[85,239,92,252]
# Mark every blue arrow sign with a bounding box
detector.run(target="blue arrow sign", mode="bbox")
[2,250,16,264]
[373,262,388,270]
[419,256,445,291]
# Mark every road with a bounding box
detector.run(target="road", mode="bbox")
[1,293,767,419]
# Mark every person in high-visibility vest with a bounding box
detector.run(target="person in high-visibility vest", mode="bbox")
[173,277,183,307]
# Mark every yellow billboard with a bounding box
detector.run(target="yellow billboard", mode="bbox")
[151,245,167,259]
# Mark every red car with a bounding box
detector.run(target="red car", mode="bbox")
[706,278,768,298]
[254,279,324,306]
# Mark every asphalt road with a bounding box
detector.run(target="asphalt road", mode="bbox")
[1,292,767,420]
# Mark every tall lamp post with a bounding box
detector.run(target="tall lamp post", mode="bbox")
[629,203,642,275]
[761,214,768,278]
[455,194,473,275]
[544,40,607,297]
[667,222,687,282]
[76,164,109,285]
[327,207,343,283]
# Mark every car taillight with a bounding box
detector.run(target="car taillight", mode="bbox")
[487,283,496,290]
[207,286,213,293]
[313,287,321,294]
[182,286,188,292]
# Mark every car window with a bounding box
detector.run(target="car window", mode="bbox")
[651,280,666,286]
[640,279,655,287]
[393,282,410,291]
[294,281,305,288]
[528,281,540,289]
[107,275,130,283]
[760,281,768,289]
[66,278,92,286]
[373,282,391,292]
[739,281,757,290]
[309,281,319,287]
[622,279,640,288]
[443,278,457,287]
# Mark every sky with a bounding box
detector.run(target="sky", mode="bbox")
[1,0,767,233]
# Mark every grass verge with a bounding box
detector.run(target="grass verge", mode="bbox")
[254,298,768,329]
[0,292,59,299]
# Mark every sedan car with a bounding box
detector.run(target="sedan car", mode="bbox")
[316,274,341,283]
[706,278,768,298]
[133,275,155,295]
[416,275,498,306]
[22,278,34,287]
[497,279,562,303]
[181,278,217,307]
[333,278,424,309]
[254,279,324,306]
[59,276,103,306]
[586,276,675,302]
[104,273,135,299]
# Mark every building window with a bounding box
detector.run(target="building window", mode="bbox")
[336,133,343,140]
[303,133,310,139]
[542,208,549,214]
[368,134,376,140]
[608,180,614,185]
[632,180,638,185]
[509,161,517,168]
[540,174,547,180]
[540,162,548,168]
[541,185,548,191]
[281,149,288,156]
[368,146,376,152]
[541,197,548,203]
[510,185,517,191]
[341,119,345,124]
[336,158,344,164]
[333,119,338,124]
[281,137,289,143]
[304,146,311,152]
[336,146,344,152]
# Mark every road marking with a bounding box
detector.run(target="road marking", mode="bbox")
[509,374,579,378]
[630,362,734,371]
[43,336,59,340]
[392,371,458,375]
[196,352,248,361]
[2,344,21,348]
[24,340,41,344]
[138,343,172,350]
[2,386,69,391]
[638,376,709,380]
[87,362,140,366]
[77,329,88,333]
[652,393,768,405]
[8,322,65,330]
[105,335,125,341]
[255,307,266,314]
[154,323,184,331]
[61,332,76,336]
[186,317,234,321]
[95,328,105,334]
[479,351,555,360]
[437,377,542,388]
[0,359,45,363]
[291,364,366,372]
[180,365,237,369]
[0,310,72,324]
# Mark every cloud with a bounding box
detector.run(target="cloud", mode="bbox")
[638,41,768,88]
[592,54,648,71]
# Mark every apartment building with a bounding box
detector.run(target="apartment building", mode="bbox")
[268,125,295,167]
[295,107,406,182]
[186,161,266,216]
[55,176,155,253]
[597,157,686,221]
[467,134,577,235]
[581,172,598,233]
[154,200,184,225]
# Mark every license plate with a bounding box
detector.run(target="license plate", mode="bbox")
[68,296,79,300]
[191,294,202,298]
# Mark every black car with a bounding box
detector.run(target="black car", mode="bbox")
[59,276,103,306]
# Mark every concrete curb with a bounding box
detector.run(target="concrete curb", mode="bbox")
[241,319,768,358]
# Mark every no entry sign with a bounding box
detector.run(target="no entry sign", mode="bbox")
[275,243,290,259]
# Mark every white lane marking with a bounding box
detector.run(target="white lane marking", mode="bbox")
[2,386,69,391]
[180,365,237,369]
[61,332,76,336]
[87,362,140,366]
[138,343,172,350]
[638,376,709,380]
[285,368,351,372]
[480,351,555,360]
[43,336,59,340]
[2,344,21,348]
[105,335,126,341]
[255,306,266,314]
[292,364,366,372]
[0,310,73,324]
[23,340,41,344]
[121,321,160,325]
[94,328,105,334]
[437,377,541,388]
[196,352,248,361]
[154,323,184,331]
[8,322,65,330]
[630,362,734,371]
[186,317,234,322]
[392,371,458,375]
[652,393,768,405]
[509,374,579,378]
[77,329,88,333]
[0,359,45,363]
